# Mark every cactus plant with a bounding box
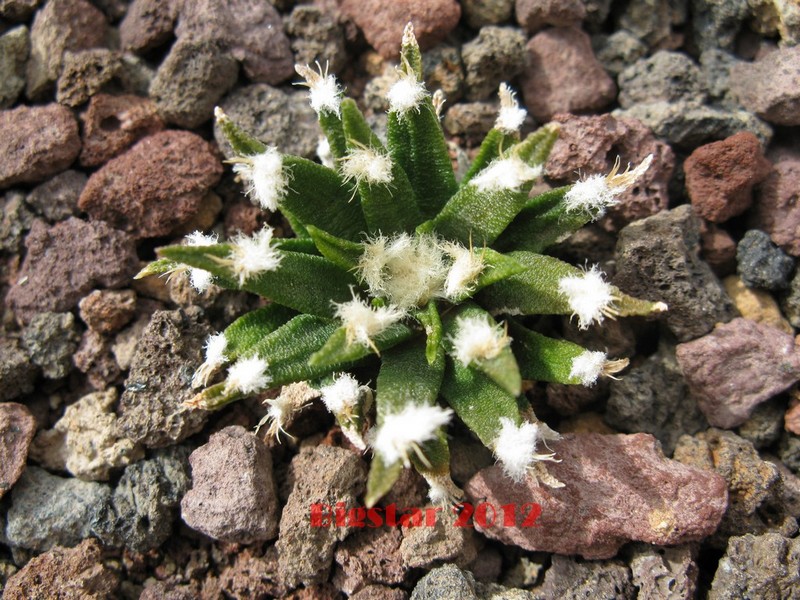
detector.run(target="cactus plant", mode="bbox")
[137,24,666,506]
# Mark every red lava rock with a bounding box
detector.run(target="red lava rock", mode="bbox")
[119,0,178,53]
[176,0,294,85]
[5,218,138,325]
[685,132,772,223]
[515,0,586,33]
[519,27,616,122]
[79,93,164,167]
[676,318,800,429]
[545,113,675,230]
[464,432,728,559]
[26,0,109,99]
[339,0,461,59]
[79,289,137,335]
[333,527,406,594]
[74,329,122,390]
[0,104,80,188]
[2,538,119,599]
[78,130,222,239]
[750,147,800,257]
[786,393,800,436]
[0,402,36,500]
[731,46,800,126]
[181,426,280,544]
[700,221,738,276]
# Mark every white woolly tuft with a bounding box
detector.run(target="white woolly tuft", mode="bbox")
[557,265,615,330]
[564,154,654,219]
[449,315,510,366]
[358,233,447,309]
[316,136,334,168]
[334,295,406,349]
[228,226,283,286]
[257,381,318,440]
[423,472,463,506]
[225,355,271,395]
[388,75,427,116]
[204,333,228,367]
[295,63,342,116]
[320,373,363,414]
[495,83,527,134]
[185,231,218,292]
[233,147,289,212]
[341,147,393,186]
[494,418,555,483]
[442,242,485,300]
[470,156,542,192]
[569,350,607,386]
[371,404,453,467]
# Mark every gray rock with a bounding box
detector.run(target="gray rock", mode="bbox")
[614,205,736,342]
[423,44,465,103]
[617,0,684,48]
[21,311,80,379]
[410,564,479,600]
[0,191,34,253]
[0,0,40,20]
[737,229,795,290]
[116,307,212,448]
[276,445,367,588]
[515,0,585,33]
[56,48,121,107]
[26,170,86,222]
[700,48,744,108]
[181,426,279,544]
[461,26,527,101]
[780,270,800,328]
[400,517,479,569]
[617,51,707,109]
[779,433,800,476]
[535,555,634,599]
[0,25,29,108]
[150,38,238,129]
[709,533,800,599]
[592,30,647,77]
[443,101,497,140]
[606,343,707,455]
[214,84,320,160]
[285,5,347,74]
[462,0,513,29]
[614,101,772,150]
[94,447,190,552]
[5,467,111,552]
[629,544,698,600]
[690,0,749,52]
[0,338,37,401]
[26,0,110,100]
[738,399,785,450]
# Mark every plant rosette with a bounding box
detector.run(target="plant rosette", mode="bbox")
[137,23,666,507]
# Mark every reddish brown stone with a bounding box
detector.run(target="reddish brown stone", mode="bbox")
[339,0,461,59]
[3,539,119,599]
[731,46,800,126]
[5,218,138,325]
[74,329,122,390]
[0,402,36,500]
[546,113,675,230]
[119,0,178,53]
[79,94,164,167]
[0,104,80,188]
[333,527,405,594]
[520,27,616,122]
[465,433,728,559]
[750,147,800,257]
[676,318,800,429]
[785,392,800,436]
[700,221,737,276]
[78,289,137,334]
[685,132,772,223]
[78,131,222,238]
[515,0,586,33]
